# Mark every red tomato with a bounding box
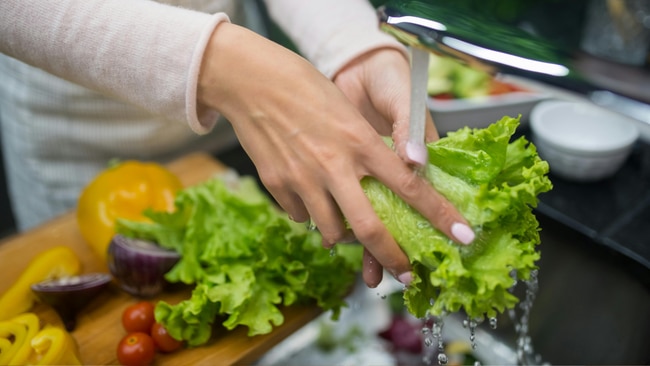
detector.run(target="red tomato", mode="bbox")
[151,322,183,353]
[122,301,156,333]
[116,332,155,366]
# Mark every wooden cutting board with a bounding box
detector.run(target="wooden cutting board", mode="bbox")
[0,153,323,365]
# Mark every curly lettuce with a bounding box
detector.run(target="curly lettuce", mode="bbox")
[116,176,362,346]
[361,116,552,319]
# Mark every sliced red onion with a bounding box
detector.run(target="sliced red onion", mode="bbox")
[107,234,181,298]
[31,273,112,331]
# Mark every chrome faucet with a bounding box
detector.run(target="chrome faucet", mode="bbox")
[377,2,573,80]
[378,0,650,139]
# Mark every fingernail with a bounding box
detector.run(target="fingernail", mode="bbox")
[406,140,428,166]
[397,272,413,286]
[451,222,475,245]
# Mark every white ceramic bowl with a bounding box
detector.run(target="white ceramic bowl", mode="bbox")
[530,100,640,182]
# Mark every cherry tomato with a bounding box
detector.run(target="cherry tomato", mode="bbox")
[151,322,183,353]
[122,301,156,333]
[116,332,155,366]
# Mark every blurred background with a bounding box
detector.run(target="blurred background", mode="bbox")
[0,0,650,237]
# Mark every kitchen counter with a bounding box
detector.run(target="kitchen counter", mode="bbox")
[0,152,322,366]
[518,126,650,270]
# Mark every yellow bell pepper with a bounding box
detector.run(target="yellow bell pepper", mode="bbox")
[0,313,81,365]
[0,246,81,321]
[29,325,81,365]
[6,313,40,365]
[0,319,27,364]
[76,160,182,261]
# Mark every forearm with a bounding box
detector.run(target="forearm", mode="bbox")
[0,0,228,133]
[263,0,406,79]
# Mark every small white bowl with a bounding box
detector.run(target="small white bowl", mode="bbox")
[530,100,640,182]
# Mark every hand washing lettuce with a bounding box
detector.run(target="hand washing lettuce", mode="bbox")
[116,176,362,347]
[361,116,552,320]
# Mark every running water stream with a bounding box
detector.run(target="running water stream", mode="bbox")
[508,269,544,365]
[418,268,544,366]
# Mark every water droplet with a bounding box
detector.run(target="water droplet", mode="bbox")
[432,323,441,336]
[421,327,430,334]
[329,248,336,257]
[437,352,448,365]
[424,336,434,347]
[474,361,482,366]
[466,316,478,350]
[489,317,498,329]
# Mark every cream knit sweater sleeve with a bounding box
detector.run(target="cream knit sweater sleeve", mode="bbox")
[264,0,407,79]
[0,0,405,135]
[0,0,228,134]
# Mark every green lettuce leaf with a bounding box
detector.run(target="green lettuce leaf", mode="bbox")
[117,176,362,346]
[361,116,552,319]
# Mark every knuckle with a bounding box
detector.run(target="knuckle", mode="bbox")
[395,171,425,200]
[258,168,283,192]
[349,216,384,244]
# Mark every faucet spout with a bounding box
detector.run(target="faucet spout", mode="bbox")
[378,2,571,78]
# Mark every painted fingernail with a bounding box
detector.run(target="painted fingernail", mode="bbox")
[406,140,428,166]
[451,222,475,245]
[398,271,413,286]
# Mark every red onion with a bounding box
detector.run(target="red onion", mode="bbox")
[107,234,181,298]
[31,273,112,331]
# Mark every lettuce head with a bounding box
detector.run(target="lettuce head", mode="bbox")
[117,176,362,346]
[361,116,552,320]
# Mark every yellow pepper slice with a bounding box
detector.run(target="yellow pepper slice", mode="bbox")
[30,325,81,365]
[76,160,182,261]
[0,319,27,365]
[0,338,12,359]
[0,246,81,321]
[0,313,81,365]
[7,313,40,365]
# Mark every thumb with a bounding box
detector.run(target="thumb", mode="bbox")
[391,103,439,167]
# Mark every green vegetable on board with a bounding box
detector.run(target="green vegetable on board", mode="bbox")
[361,116,552,320]
[115,115,550,346]
[116,176,362,346]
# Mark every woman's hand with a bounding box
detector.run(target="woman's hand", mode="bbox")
[333,47,439,165]
[332,47,475,283]
[198,23,474,287]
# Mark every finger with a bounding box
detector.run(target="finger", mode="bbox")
[329,176,412,282]
[369,152,475,246]
[362,249,383,288]
[257,168,311,223]
[298,187,356,249]
[392,107,437,167]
